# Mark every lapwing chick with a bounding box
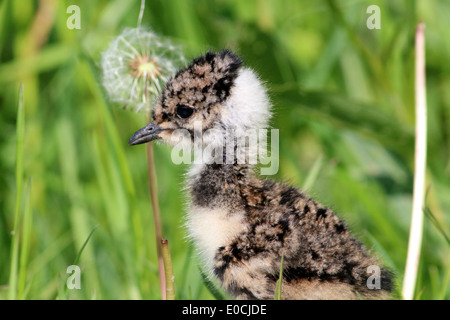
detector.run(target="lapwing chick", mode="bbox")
[129,50,394,300]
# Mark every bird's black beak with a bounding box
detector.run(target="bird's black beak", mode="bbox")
[128,121,163,146]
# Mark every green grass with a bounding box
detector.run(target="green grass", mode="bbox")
[1,0,449,300]
[274,255,284,300]
[7,84,24,300]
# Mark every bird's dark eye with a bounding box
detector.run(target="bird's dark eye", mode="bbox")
[176,105,194,119]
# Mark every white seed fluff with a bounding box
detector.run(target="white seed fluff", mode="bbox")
[100,27,185,112]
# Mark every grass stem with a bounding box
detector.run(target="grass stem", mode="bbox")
[146,113,166,299]
[161,238,175,300]
[402,22,427,300]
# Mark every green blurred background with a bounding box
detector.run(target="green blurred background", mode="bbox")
[0,0,449,300]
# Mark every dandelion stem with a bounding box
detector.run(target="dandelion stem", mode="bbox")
[137,0,146,28]
[146,113,166,299]
[161,238,175,300]
[402,21,427,300]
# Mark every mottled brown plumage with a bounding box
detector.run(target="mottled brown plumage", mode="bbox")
[129,50,394,300]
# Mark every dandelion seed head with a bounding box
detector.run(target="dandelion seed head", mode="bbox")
[101,27,185,112]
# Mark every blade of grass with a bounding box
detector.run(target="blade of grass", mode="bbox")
[274,255,284,300]
[304,27,347,88]
[402,22,427,300]
[8,83,24,300]
[423,206,450,246]
[364,231,402,297]
[365,231,399,275]
[73,224,99,266]
[179,245,194,299]
[302,154,324,191]
[199,268,226,300]
[63,224,99,299]
[17,178,33,300]
[355,291,364,300]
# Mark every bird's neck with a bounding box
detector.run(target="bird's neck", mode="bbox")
[185,127,275,209]
[187,154,257,210]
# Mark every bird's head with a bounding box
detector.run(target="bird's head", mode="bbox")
[128,50,271,151]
